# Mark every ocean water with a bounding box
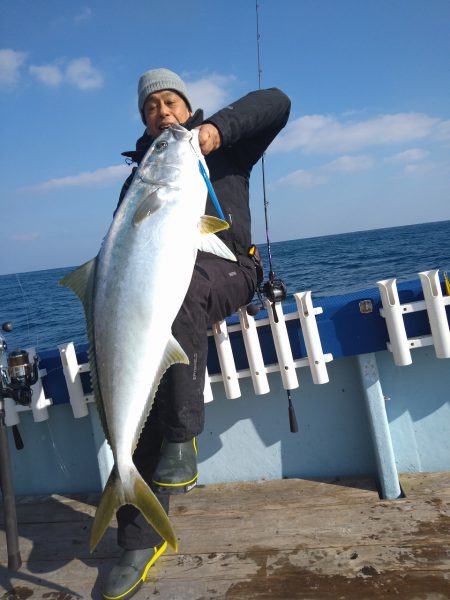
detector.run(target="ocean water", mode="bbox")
[1,220,450,353]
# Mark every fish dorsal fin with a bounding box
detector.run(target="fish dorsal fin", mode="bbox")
[59,259,111,446]
[197,233,237,262]
[199,215,229,235]
[59,258,97,311]
[133,190,164,225]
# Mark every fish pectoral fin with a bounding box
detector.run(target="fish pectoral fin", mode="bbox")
[197,233,237,262]
[133,189,163,225]
[199,215,229,235]
[198,216,236,261]
[90,466,178,553]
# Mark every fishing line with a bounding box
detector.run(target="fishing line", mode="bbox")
[45,420,70,478]
[255,0,298,433]
[256,0,275,283]
[14,274,31,343]
[14,273,39,350]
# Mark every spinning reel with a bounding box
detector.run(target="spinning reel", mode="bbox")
[1,322,39,406]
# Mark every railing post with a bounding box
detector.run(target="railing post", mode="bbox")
[357,353,401,499]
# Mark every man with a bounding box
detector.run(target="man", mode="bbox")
[103,68,290,600]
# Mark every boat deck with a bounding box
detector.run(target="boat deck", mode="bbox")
[1,472,450,599]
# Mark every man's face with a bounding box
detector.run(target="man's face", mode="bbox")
[143,90,192,138]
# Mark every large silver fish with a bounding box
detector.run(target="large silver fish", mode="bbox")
[60,125,235,552]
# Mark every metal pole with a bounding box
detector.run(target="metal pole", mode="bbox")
[0,402,22,571]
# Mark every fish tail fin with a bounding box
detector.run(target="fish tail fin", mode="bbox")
[89,470,121,553]
[132,470,178,552]
[89,466,178,553]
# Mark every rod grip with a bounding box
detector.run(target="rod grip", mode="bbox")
[288,393,299,433]
[0,415,22,571]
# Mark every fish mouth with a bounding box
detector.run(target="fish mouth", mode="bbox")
[158,118,184,133]
[159,123,174,133]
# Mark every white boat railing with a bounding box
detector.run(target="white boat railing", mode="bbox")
[5,269,450,426]
[378,269,450,366]
[204,292,332,402]
[4,292,332,424]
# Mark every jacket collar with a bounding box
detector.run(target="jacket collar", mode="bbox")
[122,109,204,164]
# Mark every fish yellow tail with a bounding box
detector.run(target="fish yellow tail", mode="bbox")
[89,466,178,553]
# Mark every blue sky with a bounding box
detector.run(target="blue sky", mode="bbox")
[1,0,449,275]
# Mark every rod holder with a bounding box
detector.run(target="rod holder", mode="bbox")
[238,307,270,395]
[419,270,450,359]
[264,299,299,390]
[28,347,51,422]
[4,398,19,427]
[212,320,241,399]
[294,292,329,384]
[59,342,89,418]
[377,278,412,366]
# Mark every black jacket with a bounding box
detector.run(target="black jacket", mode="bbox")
[117,87,291,258]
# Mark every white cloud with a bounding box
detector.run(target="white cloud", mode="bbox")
[9,232,40,242]
[65,57,103,90]
[74,7,92,23]
[187,74,235,115]
[29,64,63,87]
[0,48,27,88]
[403,162,436,175]
[21,164,131,193]
[433,119,450,141]
[29,57,103,90]
[276,169,327,188]
[271,112,441,154]
[325,155,374,172]
[386,148,429,163]
[275,154,375,189]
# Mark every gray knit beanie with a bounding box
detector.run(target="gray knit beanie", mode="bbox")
[138,68,192,123]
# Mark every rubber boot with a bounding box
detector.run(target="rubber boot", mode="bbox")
[152,438,198,494]
[102,542,167,600]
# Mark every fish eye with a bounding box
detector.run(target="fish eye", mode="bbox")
[155,140,168,152]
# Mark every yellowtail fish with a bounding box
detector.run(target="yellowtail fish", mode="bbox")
[60,125,235,552]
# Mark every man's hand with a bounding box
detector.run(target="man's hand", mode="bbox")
[196,123,221,155]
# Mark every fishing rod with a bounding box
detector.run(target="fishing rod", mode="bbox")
[0,321,39,571]
[255,1,287,312]
[255,0,297,433]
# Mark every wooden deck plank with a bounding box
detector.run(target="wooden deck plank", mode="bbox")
[1,477,381,526]
[1,473,450,599]
[3,493,449,560]
[400,472,450,499]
